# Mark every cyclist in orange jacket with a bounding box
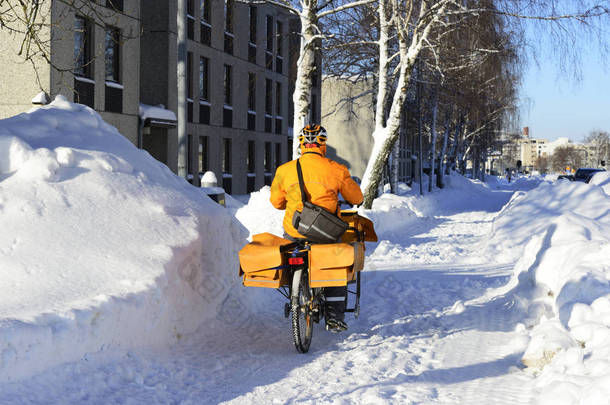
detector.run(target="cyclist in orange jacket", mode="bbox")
[270,124,363,332]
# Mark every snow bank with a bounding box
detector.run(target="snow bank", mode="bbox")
[0,97,247,382]
[486,180,610,404]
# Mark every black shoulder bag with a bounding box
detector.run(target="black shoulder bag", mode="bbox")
[292,159,349,243]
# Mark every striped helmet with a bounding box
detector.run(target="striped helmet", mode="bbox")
[299,124,327,147]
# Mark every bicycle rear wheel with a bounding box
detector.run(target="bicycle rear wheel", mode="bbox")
[291,269,313,353]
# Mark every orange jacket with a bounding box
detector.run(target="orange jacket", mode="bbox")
[270,146,363,239]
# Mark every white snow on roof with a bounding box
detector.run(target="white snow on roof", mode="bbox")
[139,103,177,122]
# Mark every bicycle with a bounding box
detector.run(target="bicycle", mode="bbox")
[239,210,377,353]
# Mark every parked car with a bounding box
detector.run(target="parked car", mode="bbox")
[574,168,606,183]
[557,174,574,181]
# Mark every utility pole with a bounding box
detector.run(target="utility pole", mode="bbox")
[177,0,188,178]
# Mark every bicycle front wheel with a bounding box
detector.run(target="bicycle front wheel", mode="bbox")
[291,269,313,353]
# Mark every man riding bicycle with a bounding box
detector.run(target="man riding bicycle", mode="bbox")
[270,124,363,332]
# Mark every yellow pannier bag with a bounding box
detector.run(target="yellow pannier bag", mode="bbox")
[309,242,364,288]
[340,212,378,243]
[239,233,292,288]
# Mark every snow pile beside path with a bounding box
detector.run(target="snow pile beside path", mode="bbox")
[487,180,610,404]
[0,97,246,382]
[589,171,610,194]
[234,186,285,239]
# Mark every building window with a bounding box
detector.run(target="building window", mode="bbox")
[187,0,195,40]
[200,0,211,45]
[248,6,257,64]
[74,16,92,78]
[265,15,273,69]
[275,82,282,134]
[275,143,282,168]
[74,16,94,108]
[264,142,272,185]
[104,27,122,113]
[105,27,120,82]
[265,79,272,132]
[199,57,210,124]
[223,138,232,193]
[276,20,283,74]
[223,65,232,127]
[224,64,232,106]
[199,136,208,175]
[248,73,256,130]
[224,0,234,54]
[106,0,123,12]
[247,140,256,173]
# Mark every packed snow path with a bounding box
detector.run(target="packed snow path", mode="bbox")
[0,187,540,405]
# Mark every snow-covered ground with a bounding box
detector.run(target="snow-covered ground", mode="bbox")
[1,100,609,404]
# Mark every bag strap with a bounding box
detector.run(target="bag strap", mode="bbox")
[296,159,308,203]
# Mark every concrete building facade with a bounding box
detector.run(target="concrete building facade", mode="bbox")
[0,0,141,145]
[321,76,414,184]
[140,0,298,193]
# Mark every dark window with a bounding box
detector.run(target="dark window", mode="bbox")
[265,51,273,70]
[201,23,211,45]
[248,73,256,111]
[223,177,232,194]
[224,33,233,54]
[187,0,195,40]
[275,143,282,168]
[264,142,272,172]
[187,52,193,99]
[248,44,257,64]
[200,0,211,23]
[74,79,94,108]
[74,16,92,78]
[224,64,232,106]
[223,107,232,127]
[248,73,256,131]
[199,57,209,101]
[249,6,257,43]
[224,0,233,33]
[275,118,282,134]
[198,136,208,174]
[265,79,272,115]
[223,138,232,173]
[275,82,281,116]
[266,15,273,51]
[200,0,211,46]
[247,176,256,193]
[105,27,120,82]
[248,113,256,130]
[199,103,210,124]
[276,55,283,74]
[188,100,193,122]
[276,21,283,56]
[105,85,122,113]
[106,0,123,12]
[247,140,256,173]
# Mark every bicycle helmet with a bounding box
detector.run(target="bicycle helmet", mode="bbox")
[299,124,327,148]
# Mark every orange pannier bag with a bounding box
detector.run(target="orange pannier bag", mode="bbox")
[239,233,292,288]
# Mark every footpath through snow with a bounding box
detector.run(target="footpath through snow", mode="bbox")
[1,100,610,404]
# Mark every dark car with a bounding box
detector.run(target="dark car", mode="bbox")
[574,168,606,183]
[557,174,574,181]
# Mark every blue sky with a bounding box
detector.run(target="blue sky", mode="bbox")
[520,58,610,142]
[519,11,610,143]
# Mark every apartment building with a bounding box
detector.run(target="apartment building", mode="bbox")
[140,0,309,193]
[0,0,141,145]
